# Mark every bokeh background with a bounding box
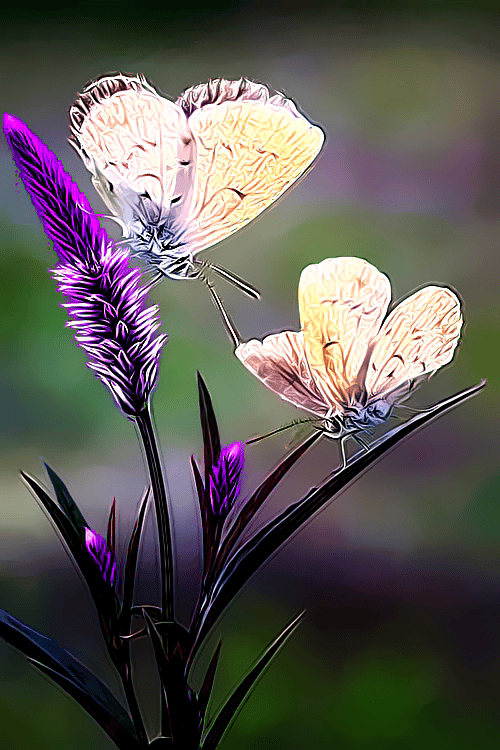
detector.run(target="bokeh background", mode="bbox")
[1,2,500,748]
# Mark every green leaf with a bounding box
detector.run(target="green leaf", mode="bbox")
[44,463,88,535]
[107,497,117,556]
[198,640,222,722]
[210,430,322,586]
[201,612,304,749]
[197,372,221,486]
[120,488,150,630]
[193,382,485,658]
[0,609,139,750]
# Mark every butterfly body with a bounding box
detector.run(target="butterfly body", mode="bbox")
[69,73,324,293]
[236,257,463,454]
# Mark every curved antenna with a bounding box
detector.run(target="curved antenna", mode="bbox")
[203,261,260,299]
[202,277,242,348]
[246,418,320,445]
[143,272,164,291]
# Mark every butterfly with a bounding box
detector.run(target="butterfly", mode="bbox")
[68,73,325,298]
[235,257,463,463]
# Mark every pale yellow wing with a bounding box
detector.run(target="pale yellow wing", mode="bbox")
[298,257,392,406]
[173,78,324,254]
[235,331,329,417]
[365,286,463,397]
[69,74,193,225]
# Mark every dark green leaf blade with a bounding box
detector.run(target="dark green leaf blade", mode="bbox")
[121,488,150,630]
[22,471,85,565]
[107,498,117,556]
[197,372,221,485]
[29,658,141,750]
[212,430,322,582]
[195,382,485,655]
[0,609,139,748]
[44,463,88,534]
[202,612,304,750]
[198,640,222,721]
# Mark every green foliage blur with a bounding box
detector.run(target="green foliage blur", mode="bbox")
[1,2,499,748]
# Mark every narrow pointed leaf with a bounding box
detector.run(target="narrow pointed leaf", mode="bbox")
[44,463,88,535]
[202,612,304,749]
[212,430,322,582]
[197,372,221,485]
[121,488,150,628]
[107,498,116,556]
[191,455,214,574]
[28,658,141,750]
[22,472,120,626]
[198,640,222,721]
[22,471,85,565]
[0,609,139,748]
[194,382,485,657]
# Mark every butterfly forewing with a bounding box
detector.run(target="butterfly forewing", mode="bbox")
[235,331,328,417]
[172,79,325,254]
[365,286,463,398]
[69,74,192,226]
[298,257,391,406]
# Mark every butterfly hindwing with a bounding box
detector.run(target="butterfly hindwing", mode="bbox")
[235,331,329,417]
[365,285,463,398]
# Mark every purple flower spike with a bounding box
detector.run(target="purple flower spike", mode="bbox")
[3,114,167,416]
[209,442,245,518]
[85,528,117,588]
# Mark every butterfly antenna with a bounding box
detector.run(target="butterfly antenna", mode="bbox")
[203,278,242,348]
[206,262,261,300]
[246,418,319,445]
[144,272,164,291]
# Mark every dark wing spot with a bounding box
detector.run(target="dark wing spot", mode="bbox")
[179,160,191,166]
[170,195,182,204]
[230,188,246,200]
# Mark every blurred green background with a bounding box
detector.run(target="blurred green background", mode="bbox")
[1,2,500,748]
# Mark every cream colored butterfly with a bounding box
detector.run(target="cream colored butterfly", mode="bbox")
[235,257,463,461]
[69,73,324,297]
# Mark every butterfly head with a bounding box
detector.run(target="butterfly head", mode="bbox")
[322,397,393,439]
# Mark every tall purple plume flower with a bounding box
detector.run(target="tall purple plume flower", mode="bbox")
[85,528,117,588]
[209,442,244,517]
[3,113,166,416]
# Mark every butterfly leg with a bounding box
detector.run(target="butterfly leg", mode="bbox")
[204,261,261,299]
[203,278,242,348]
[352,433,370,452]
[339,435,349,469]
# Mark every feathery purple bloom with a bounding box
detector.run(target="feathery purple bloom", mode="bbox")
[3,113,166,416]
[209,442,244,517]
[85,528,117,588]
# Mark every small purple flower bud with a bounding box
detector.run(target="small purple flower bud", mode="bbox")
[3,114,167,416]
[85,528,117,588]
[209,442,244,518]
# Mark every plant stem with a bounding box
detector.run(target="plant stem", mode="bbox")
[135,406,174,622]
[121,658,149,748]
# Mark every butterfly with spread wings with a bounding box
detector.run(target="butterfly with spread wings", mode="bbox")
[235,257,463,464]
[69,73,325,299]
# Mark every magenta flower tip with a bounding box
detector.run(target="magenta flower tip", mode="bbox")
[85,528,117,588]
[5,114,167,416]
[209,441,245,518]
